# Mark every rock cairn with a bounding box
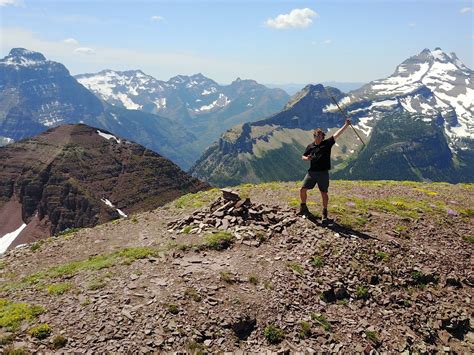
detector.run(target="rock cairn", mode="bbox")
[167,189,297,244]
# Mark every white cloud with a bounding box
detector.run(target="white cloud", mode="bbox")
[0,0,24,6]
[74,47,95,55]
[408,22,416,28]
[151,15,164,22]
[265,8,318,29]
[460,7,474,14]
[63,38,79,45]
[321,39,332,45]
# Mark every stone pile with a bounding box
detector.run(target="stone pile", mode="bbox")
[168,189,297,242]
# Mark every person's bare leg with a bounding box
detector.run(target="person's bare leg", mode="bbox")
[300,188,308,204]
[299,188,309,214]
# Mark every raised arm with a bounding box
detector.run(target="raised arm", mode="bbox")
[333,119,351,140]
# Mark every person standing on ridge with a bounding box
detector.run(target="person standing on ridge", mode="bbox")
[298,119,351,222]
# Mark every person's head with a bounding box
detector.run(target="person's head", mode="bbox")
[313,128,325,144]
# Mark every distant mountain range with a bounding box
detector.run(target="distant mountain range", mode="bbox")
[76,70,289,156]
[266,82,366,95]
[0,124,207,252]
[190,48,473,185]
[0,48,199,168]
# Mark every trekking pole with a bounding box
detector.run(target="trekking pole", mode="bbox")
[330,96,366,146]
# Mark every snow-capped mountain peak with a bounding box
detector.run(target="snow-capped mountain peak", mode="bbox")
[323,48,473,149]
[1,48,48,68]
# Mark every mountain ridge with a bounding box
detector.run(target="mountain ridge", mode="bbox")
[0,124,207,252]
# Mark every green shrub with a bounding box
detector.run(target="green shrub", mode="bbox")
[248,275,259,285]
[310,255,323,267]
[204,232,233,250]
[375,251,389,261]
[365,330,380,345]
[463,236,474,244]
[220,271,234,284]
[286,262,303,275]
[356,286,369,300]
[167,304,179,315]
[263,325,284,344]
[0,334,13,345]
[86,280,107,291]
[52,335,68,349]
[0,299,44,331]
[3,346,27,355]
[311,313,331,332]
[299,321,312,338]
[184,288,202,302]
[29,323,52,339]
[30,243,41,252]
[47,282,71,295]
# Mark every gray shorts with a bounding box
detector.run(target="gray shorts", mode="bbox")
[301,171,330,192]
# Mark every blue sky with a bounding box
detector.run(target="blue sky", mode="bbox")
[1,0,473,84]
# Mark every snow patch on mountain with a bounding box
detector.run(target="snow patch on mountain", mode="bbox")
[202,87,217,95]
[101,198,127,218]
[154,97,167,109]
[97,130,121,143]
[116,92,141,110]
[0,223,26,254]
[196,93,230,112]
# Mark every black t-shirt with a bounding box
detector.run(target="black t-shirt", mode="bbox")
[303,136,336,171]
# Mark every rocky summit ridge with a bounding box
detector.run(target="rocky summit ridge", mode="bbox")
[0,180,472,353]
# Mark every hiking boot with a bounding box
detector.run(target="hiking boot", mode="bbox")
[298,203,309,215]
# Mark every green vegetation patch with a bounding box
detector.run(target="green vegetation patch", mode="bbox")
[411,271,439,286]
[375,251,390,261]
[463,236,474,244]
[56,228,81,237]
[174,188,220,209]
[299,321,312,338]
[311,313,331,332]
[52,335,68,349]
[248,275,259,285]
[167,304,179,315]
[29,323,52,339]
[286,262,303,275]
[184,287,202,302]
[47,282,72,295]
[219,271,234,284]
[204,232,234,250]
[263,325,284,344]
[310,255,323,268]
[182,225,192,234]
[365,330,381,345]
[0,299,44,331]
[86,280,107,291]
[5,247,160,290]
[356,286,369,300]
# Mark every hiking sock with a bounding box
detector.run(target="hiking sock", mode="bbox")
[299,203,309,214]
[322,208,328,219]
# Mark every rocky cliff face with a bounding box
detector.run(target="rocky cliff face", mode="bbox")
[0,124,207,249]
